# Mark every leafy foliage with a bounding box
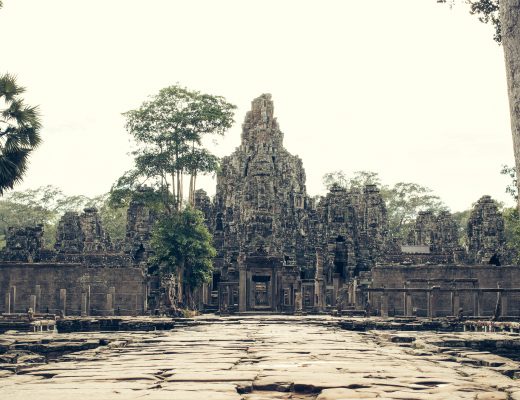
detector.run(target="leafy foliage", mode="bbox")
[120,85,235,211]
[503,206,520,264]
[384,182,448,240]
[149,207,216,289]
[452,208,472,246]
[0,74,42,194]
[501,164,518,201]
[438,0,501,43]
[0,186,126,249]
[322,170,380,191]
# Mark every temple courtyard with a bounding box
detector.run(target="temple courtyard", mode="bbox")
[1,316,520,399]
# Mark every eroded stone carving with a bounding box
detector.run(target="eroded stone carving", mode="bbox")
[467,195,505,265]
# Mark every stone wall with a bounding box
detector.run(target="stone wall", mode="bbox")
[368,265,520,317]
[0,263,147,316]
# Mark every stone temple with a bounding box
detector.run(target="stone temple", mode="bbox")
[0,94,519,318]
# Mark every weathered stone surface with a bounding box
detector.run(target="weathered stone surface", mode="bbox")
[408,210,459,254]
[55,208,111,254]
[1,317,518,399]
[467,196,505,265]
[124,187,157,265]
[2,225,44,262]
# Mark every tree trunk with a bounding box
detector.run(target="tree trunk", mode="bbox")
[176,171,181,211]
[188,174,194,206]
[500,1,520,209]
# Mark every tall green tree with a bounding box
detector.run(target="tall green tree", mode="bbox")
[0,74,42,195]
[149,207,216,307]
[384,182,448,240]
[121,85,235,211]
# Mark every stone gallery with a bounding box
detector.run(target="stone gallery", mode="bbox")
[0,94,519,318]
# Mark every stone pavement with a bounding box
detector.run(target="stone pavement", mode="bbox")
[0,316,519,399]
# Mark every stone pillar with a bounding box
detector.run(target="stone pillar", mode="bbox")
[29,295,36,311]
[106,293,114,316]
[405,292,413,316]
[501,292,509,317]
[109,286,116,314]
[142,283,147,313]
[59,288,67,316]
[10,286,16,313]
[239,265,247,312]
[81,293,88,316]
[473,291,481,317]
[429,287,440,318]
[4,292,10,313]
[35,285,41,312]
[451,291,460,316]
[332,273,340,307]
[427,290,433,318]
[202,282,209,305]
[87,285,91,316]
[380,292,389,318]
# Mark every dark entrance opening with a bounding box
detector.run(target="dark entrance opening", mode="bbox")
[489,253,501,266]
[334,235,347,277]
[252,275,271,308]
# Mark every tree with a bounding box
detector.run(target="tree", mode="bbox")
[149,207,216,308]
[322,170,381,191]
[501,164,518,200]
[0,186,127,249]
[122,85,235,211]
[0,74,42,195]
[384,182,448,240]
[499,164,520,262]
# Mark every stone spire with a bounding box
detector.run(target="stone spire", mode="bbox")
[241,94,283,148]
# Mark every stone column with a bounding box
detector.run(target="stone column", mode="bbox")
[59,288,67,316]
[4,292,10,313]
[430,287,440,318]
[81,293,88,316]
[10,286,16,313]
[501,292,509,317]
[332,273,340,307]
[29,295,36,312]
[142,283,148,314]
[87,285,91,316]
[35,285,41,312]
[109,286,116,314]
[405,292,413,316]
[427,290,433,318]
[473,291,481,317]
[239,265,247,312]
[380,292,389,318]
[451,291,460,316]
[106,293,114,316]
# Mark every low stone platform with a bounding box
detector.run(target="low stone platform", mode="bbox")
[56,316,175,333]
[0,313,56,334]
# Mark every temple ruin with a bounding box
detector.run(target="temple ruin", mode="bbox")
[0,94,519,317]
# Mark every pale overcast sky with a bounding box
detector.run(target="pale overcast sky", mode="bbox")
[0,0,514,211]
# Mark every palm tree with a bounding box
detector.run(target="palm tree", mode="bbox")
[0,73,42,195]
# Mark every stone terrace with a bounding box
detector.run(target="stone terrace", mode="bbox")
[1,316,520,399]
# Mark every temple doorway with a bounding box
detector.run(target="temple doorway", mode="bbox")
[252,275,271,309]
